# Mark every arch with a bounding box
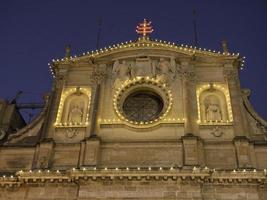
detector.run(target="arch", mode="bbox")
[199,90,227,122]
[55,87,91,127]
[61,94,87,125]
[196,84,233,123]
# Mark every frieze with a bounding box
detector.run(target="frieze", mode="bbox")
[112,57,178,87]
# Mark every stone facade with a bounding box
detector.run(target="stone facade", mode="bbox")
[0,33,267,199]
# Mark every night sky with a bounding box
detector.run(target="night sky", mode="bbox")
[1,0,267,120]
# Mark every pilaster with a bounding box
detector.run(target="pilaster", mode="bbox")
[224,65,249,136]
[33,138,55,169]
[182,134,204,167]
[86,64,106,138]
[180,61,199,136]
[44,67,68,139]
[234,136,253,168]
[80,137,101,167]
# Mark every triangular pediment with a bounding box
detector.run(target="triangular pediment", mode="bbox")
[51,38,242,66]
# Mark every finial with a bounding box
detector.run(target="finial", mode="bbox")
[65,44,71,58]
[221,40,229,53]
[136,19,153,39]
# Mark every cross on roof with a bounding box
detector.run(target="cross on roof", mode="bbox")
[136,19,153,38]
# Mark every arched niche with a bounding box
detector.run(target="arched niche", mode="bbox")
[199,89,228,122]
[55,87,91,126]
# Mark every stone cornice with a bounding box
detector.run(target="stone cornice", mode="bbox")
[49,38,242,68]
[0,167,266,188]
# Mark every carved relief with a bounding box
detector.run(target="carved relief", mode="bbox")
[112,57,178,88]
[91,64,107,84]
[112,60,131,87]
[65,128,78,138]
[210,126,224,137]
[155,57,176,84]
[131,57,155,77]
[112,60,131,79]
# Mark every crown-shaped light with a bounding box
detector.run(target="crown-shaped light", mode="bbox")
[136,19,153,38]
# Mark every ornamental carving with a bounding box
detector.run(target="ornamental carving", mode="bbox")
[210,126,224,137]
[91,64,107,84]
[177,68,196,82]
[65,128,78,138]
[155,57,176,84]
[112,60,131,88]
[112,60,131,80]
[112,57,177,87]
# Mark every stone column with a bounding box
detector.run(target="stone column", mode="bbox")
[224,66,248,136]
[180,62,199,136]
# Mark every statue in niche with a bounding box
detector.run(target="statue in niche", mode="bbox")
[68,104,83,124]
[156,57,176,83]
[206,103,222,122]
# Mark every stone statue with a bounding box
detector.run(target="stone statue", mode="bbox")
[206,103,222,122]
[112,60,131,87]
[68,105,83,124]
[156,57,176,83]
[112,60,130,80]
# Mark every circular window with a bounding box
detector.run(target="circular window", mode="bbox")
[122,91,164,122]
[113,77,173,127]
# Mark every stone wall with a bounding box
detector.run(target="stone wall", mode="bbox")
[0,179,266,200]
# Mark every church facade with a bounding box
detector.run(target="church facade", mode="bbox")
[0,20,267,199]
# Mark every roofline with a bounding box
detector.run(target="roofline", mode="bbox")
[48,37,246,78]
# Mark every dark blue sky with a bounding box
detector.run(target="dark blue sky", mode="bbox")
[1,0,267,120]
